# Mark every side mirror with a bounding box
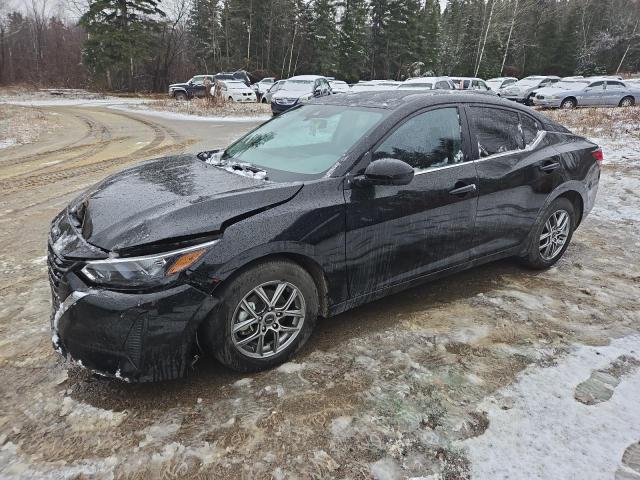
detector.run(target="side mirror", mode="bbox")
[356,158,414,186]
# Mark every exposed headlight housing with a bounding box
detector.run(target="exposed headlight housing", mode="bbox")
[80,240,218,288]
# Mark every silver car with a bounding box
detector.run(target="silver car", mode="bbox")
[533,78,639,109]
[499,76,561,105]
[260,80,286,104]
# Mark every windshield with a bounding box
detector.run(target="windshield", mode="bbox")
[486,80,502,86]
[281,80,314,92]
[221,105,386,181]
[515,78,543,87]
[226,81,246,90]
[399,83,433,89]
[554,81,589,90]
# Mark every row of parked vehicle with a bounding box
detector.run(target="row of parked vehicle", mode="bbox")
[169,71,640,113]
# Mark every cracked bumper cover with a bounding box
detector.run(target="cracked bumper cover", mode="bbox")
[52,273,218,382]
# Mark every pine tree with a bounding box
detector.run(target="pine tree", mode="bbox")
[336,0,368,82]
[80,0,165,90]
[188,0,222,73]
[310,0,338,75]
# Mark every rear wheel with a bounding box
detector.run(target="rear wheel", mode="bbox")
[619,96,634,107]
[201,259,318,372]
[561,97,577,109]
[521,197,575,269]
[228,96,234,102]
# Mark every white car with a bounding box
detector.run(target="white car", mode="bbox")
[216,81,257,103]
[486,77,518,92]
[329,80,350,94]
[397,77,455,90]
[251,77,276,96]
[350,80,401,93]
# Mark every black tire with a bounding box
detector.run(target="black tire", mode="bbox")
[174,91,187,101]
[228,96,234,102]
[261,97,268,104]
[201,259,318,372]
[561,97,577,109]
[521,197,576,269]
[619,96,635,107]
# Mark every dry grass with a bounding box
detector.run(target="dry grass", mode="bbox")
[131,97,271,118]
[537,105,640,138]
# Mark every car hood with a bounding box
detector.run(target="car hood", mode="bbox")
[272,90,306,100]
[70,154,302,253]
[501,85,535,95]
[169,82,189,89]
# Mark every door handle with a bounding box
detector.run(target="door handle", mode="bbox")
[539,161,560,172]
[449,183,477,196]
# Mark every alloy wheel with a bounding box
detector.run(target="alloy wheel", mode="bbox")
[231,281,306,359]
[621,97,633,107]
[539,209,570,261]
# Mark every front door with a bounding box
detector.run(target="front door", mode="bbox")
[344,106,479,298]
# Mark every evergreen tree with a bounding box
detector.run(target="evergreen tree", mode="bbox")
[188,0,222,73]
[336,0,368,82]
[310,0,338,76]
[80,0,165,90]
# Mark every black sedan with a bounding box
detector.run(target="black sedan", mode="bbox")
[48,91,601,382]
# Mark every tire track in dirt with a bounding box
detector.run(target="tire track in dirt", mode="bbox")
[0,109,189,195]
[0,110,111,168]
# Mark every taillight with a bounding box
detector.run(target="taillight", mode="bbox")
[592,147,604,164]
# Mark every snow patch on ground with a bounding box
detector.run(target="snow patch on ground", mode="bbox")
[110,104,270,123]
[462,335,640,480]
[0,138,17,149]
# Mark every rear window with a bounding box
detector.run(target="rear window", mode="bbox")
[469,107,523,157]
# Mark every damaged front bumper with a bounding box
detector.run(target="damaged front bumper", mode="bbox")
[50,268,218,383]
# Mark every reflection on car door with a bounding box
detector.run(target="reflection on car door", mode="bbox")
[344,106,479,298]
[604,81,626,106]
[468,106,565,256]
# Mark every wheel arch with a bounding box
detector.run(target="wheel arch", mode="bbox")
[212,250,330,319]
[562,96,577,107]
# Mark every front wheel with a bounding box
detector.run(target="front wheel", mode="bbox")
[561,98,577,109]
[619,96,634,107]
[174,91,187,101]
[520,198,575,269]
[200,259,318,372]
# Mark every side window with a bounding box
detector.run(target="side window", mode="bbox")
[608,81,625,90]
[504,79,516,86]
[478,81,489,90]
[520,114,540,147]
[589,81,604,89]
[373,107,464,172]
[435,81,452,90]
[469,107,523,157]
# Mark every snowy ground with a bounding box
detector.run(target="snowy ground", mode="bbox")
[0,103,639,479]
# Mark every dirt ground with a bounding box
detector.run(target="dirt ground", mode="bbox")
[0,101,639,479]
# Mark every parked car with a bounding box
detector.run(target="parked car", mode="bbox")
[217,80,257,103]
[350,81,401,93]
[252,77,276,97]
[329,80,350,94]
[168,75,214,100]
[213,70,251,86]
[533,78,638,109]
[450,77,492,91]
[270,75,332,114]
[48,90,601,381]
[486,77,518,92]
[397,77,455,90]
[261,80,286,104]
[499,76,561,105]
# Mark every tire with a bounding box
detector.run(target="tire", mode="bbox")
[174,91,188,101]
[201,259,318,372]
[228,96,234,102]
[619,96,634,107]
[521,197,575,269]
[261,97,268,104]
[561,97,577,109]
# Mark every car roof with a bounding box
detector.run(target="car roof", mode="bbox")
[404,76,449,83]
[288,75,325,81]
[451,77,483,81]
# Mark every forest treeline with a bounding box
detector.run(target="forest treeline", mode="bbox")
[0,0,638,92]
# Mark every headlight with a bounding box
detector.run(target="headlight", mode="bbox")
[80,240,218,288]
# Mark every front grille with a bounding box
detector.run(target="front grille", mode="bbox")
[47,243,76,292]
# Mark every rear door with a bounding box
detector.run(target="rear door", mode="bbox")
[345,106,478,297]
[603,81,627,106]
[468,106,565,256]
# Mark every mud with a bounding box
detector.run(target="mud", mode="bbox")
[0,103,639,479]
